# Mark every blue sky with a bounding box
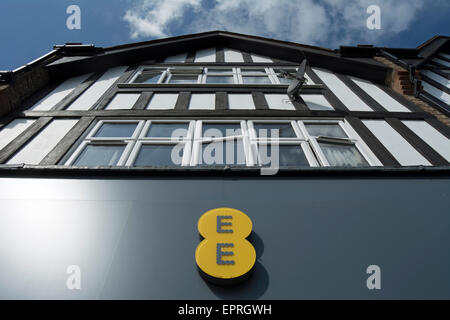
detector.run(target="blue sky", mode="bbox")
[0,0,449,70]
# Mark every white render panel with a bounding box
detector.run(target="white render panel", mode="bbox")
[195,48,216,62]
[300,94,334,110]
[224,49,244,63]
[265,94,295,110]
[105,93,140,110]
[350,76,410,112]
[363,120,431,166]
[228,94,255,110]
[7,119,78,165]
[30,73,91,111]
[432,58,450,68]
[421,70,450,89]
[402,120,450,162]
[312,68,372,111]
[164,53,187,63]
[189,94,215,110]
[0,119,36,151]
[67,66,128,110]
[422,81,450,104]
[147,93,178,110]
[251,54,272,63]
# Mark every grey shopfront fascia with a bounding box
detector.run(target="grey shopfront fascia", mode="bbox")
[0,169,449,299]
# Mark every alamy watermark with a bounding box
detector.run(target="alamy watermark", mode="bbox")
[66,5,81,30]
[366,265,381,290]
[366,5,381,30]
[66,265,81,290]
[169,128,280,175]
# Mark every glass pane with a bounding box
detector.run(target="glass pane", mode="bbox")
[133,71,162,84]
[134,144,182,167]
[202,123,241,138]
[241,69,267,75]
[168,75,198,84]
[319,142,369,167]
[74,145,125,166]
[94,123,137,138]
[305,124,347,138]
[242,76,272,84]
[274,68,296,74]
[253,123,297,138]
[207,69,232,74]
[200,139,245,166]
[146,123,189,138]
[259,144,309,167]
[277,76,291,84]
[206,76,234,84]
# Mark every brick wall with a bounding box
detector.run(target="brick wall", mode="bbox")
[375,56,450,127]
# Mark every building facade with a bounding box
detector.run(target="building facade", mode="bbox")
[0,31,449,299]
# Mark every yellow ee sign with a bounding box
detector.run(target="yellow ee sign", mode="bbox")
[195,208,256,285]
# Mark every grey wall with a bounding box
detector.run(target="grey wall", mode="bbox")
[0,176,449,299]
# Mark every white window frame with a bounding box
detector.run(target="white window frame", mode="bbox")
[128,66,306,86]
[125,120,195,166]
[64,118,382,168]
[190,120,255,166]
[64,120,145,166]
[248,120,319,167]
[297,119,382,166]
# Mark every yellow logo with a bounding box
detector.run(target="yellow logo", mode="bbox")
[195,208,256,285]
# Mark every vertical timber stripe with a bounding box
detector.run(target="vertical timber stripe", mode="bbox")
[132,92,154,110]
[336,74,386,112]
[385,118,448,166]
[40,117,96,165]
[345,116,400,166]
[174,92,191,110]
[306,67,349,112]
[215,92,228,110]
[51,72,102,111]
[0,117,53,164]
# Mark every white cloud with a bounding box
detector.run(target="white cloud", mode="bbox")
[123,0,425,47]
[123,0,201,39]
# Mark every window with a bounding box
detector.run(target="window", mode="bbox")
[301,121,376,167]
[191,121,251,166]
[248,120,317,168]
[132,69,165,84]
[64,120,194,167]
[64,119,380,168]
[129,66,305,86]
[204,68,235,84]
[74,144,125,166]
[241,69,272,84]
[64,120,142,166]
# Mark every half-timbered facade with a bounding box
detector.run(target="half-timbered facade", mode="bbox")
[0,31,449,299]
